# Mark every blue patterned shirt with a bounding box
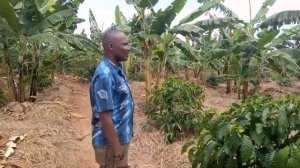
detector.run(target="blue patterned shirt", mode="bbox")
[90,57,134,146]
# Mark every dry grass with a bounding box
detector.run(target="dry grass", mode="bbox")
[129,81,190,168]
[0,81,80,168]
[129,121,190,168]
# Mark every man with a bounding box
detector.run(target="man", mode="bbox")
[90,28,134,168]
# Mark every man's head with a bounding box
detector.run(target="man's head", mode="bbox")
[102,28,130,63]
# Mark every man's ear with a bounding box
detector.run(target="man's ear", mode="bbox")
[108,42,113,51]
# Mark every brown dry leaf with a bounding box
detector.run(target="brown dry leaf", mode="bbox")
[0,137,9,148]
[1,160,30,168]
[69,113,87,119]
[0,149,5,158]
[4,147,14,158]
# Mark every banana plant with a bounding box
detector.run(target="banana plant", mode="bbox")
[125,0,187,100]
[0,0,97,102]
[179,0,238,24]
[171,0,242,92]
[241,0,300,98]
[115,5,132,75]
[89,9,103,45]
[151,31,175,88]
[173,36,198,81]
[177,0,300,99]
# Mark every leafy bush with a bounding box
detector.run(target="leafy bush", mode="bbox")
[128,71,144,81]
[276,74,292,86]
[183,94,300,168]
[75,65,97,81]
[206,76,223,88]
[270,71,292,86]
[37,73,53,91]
[0,90,8,108]
[144,77,205,143]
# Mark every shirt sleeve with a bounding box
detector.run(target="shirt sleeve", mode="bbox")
[92,75,114,113]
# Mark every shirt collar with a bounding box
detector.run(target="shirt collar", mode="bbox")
[103,57,125,76]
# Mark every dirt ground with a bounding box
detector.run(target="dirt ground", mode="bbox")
[1,76,300,168]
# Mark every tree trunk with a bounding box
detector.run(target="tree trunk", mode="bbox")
[29,44,41,102]
[193,68,198,78]
[51,50,57,80]
[18,38,26,102]
[233,80,237,93]
[1,51,5,73]
[226,80,231,94]
[226,54,231,94]
[51,63,55,81]
[242,81,249,100]
[124,54,132,75]
[238,87,241,100]
[158,48,169,89]
[202,64,208,86]
[255,64,261,91]
[3,42,17,101]
[185,68,190,81]
[143,41,152,101]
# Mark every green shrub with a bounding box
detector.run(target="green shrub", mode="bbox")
[183,94,300,168]
[75,65,97,81]
[144,77,205,143]
[270,71,292,86]
[277,74,292,86]
[206,76,223,88]
[128,71,144,81]
[0,90,8,108]
[37,73,53,91]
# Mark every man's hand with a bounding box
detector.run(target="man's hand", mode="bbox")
[115,158,129,168]
[99,111,123,155]
[115,148,129,168]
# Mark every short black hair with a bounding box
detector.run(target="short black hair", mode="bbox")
[102,26,122,50]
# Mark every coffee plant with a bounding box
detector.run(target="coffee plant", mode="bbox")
[144,77,204,143]
[183,94,300,168]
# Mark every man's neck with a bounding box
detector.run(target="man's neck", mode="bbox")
[105,55,119,65]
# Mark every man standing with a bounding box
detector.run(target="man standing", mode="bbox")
[90,28,133,168]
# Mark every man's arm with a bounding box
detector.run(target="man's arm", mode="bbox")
[99,111,122,155]
[100,111,129,167]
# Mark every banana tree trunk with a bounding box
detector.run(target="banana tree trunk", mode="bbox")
[255,64,261,90]
[143,41,152,101]
[3,42,16,101]
[185,68,190,81]
[124,54,132,75]
[158,48,169,89]
[1,51,5,73]
[233,80,237,93]
[236,79,241,100]
[226,54,231,94]
[51,62,55,81]
[193,68,198,78]
[29,44,41,102]
[18,37,26,102]
[242,81,249,100]
[201,63,208,86]
[51,49,57,80]
[226,80,231,94]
